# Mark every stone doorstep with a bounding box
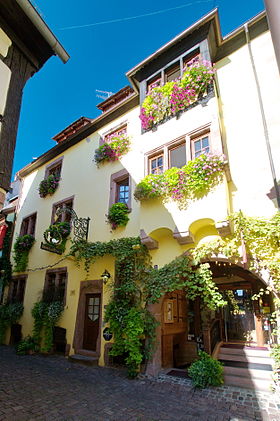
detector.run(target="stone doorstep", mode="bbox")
[68,354,99,366]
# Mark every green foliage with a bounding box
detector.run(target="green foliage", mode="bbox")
[146,255,226,310]
[0,222,12,289]
[0,302,23,344]
[39,174,60,198]
[94,134,130,166]
[192,211,280,348]
[16,335,38,355]
[140,61,215,130]
[271,345,280,369]
[188,351,224,388]
[107,203,130,230]
[134,154,225,208]
[13,234,35,272]
[43,221,71,253]
[31,300,64,353]
[72,237,226,377]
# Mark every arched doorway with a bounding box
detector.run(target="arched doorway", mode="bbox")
[146,260,274,375]
[205,261,274,349]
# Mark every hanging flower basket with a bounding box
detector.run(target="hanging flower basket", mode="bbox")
[39,174,60,198]
[107,203,130,230]
[13,234,35,272]
[94,134,130,166]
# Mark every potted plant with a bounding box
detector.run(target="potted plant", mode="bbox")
[94,134,130,166]
[13,234,35,272]
[39,174,60,198]
[107,203,130,230]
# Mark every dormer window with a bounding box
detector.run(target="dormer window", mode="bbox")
[145,49,201,94]
[140,48,214,131]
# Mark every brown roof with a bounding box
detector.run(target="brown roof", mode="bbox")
[97,86,134,113]
[52,117,92,143]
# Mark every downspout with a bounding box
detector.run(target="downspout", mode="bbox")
[244,23,280,209]
[15,0,69,64]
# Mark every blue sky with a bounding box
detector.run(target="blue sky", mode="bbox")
[13,0,265,176]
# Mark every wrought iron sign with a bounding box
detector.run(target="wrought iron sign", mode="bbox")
[41,207,90,254]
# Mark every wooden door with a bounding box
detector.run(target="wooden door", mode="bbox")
[83,294,101,351]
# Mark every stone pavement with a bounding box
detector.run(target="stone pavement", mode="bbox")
[0,346,279,421]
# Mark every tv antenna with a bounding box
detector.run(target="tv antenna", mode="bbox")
[96,89,114,100]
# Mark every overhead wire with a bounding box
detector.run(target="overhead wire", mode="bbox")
[59,0,213,30]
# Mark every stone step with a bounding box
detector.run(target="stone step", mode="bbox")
[223,374,272,391]
[219,353,273,365]
[68,354,99,366]
[220,346,270,358]
[223,365,272,380]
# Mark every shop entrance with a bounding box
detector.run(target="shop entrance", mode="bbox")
[223,288,255,343]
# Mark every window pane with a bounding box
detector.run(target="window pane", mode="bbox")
[165,63,180,82]
[11,281,18,302]
[117,178,129,204]
[194,140,201,151]
[147,74,161,93]
[169,144,186,168]
[18,279,26,303]
[202,137,209,148]
[150,155,164,174]
[49,164,62,178]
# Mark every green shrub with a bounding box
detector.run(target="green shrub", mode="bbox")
[16,335,38,355]
[271,344,280,369]
[13,234,35,272]
[0,302,24,343]
[107,203,130,230]
[188,351,223,388]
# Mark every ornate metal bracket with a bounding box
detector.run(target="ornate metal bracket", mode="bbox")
[55,207,90,243]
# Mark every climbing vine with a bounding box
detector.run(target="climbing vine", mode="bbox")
[191,211,280,342]
[13,234,35,272]
[0,222,13,290]
[71,237,226,377]
[0,302,23,344]
[31,300,64,352]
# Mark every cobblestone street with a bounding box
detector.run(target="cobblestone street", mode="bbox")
[0,346,279,421]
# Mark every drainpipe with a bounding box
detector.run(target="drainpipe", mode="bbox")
[264,0,280,74]
[15,0,69,63]
[244,23,280,209]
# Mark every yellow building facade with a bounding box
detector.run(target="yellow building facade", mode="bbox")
[3,10,280,377]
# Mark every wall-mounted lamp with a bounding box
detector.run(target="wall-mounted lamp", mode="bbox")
[101,269,111,284]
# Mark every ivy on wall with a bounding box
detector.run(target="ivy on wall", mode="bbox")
[0,302,23,344]
[0,222,13,290]
[13,234,35,272]
[71,237,226,377]
[191,212,280,338]
[31,301,64,352]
